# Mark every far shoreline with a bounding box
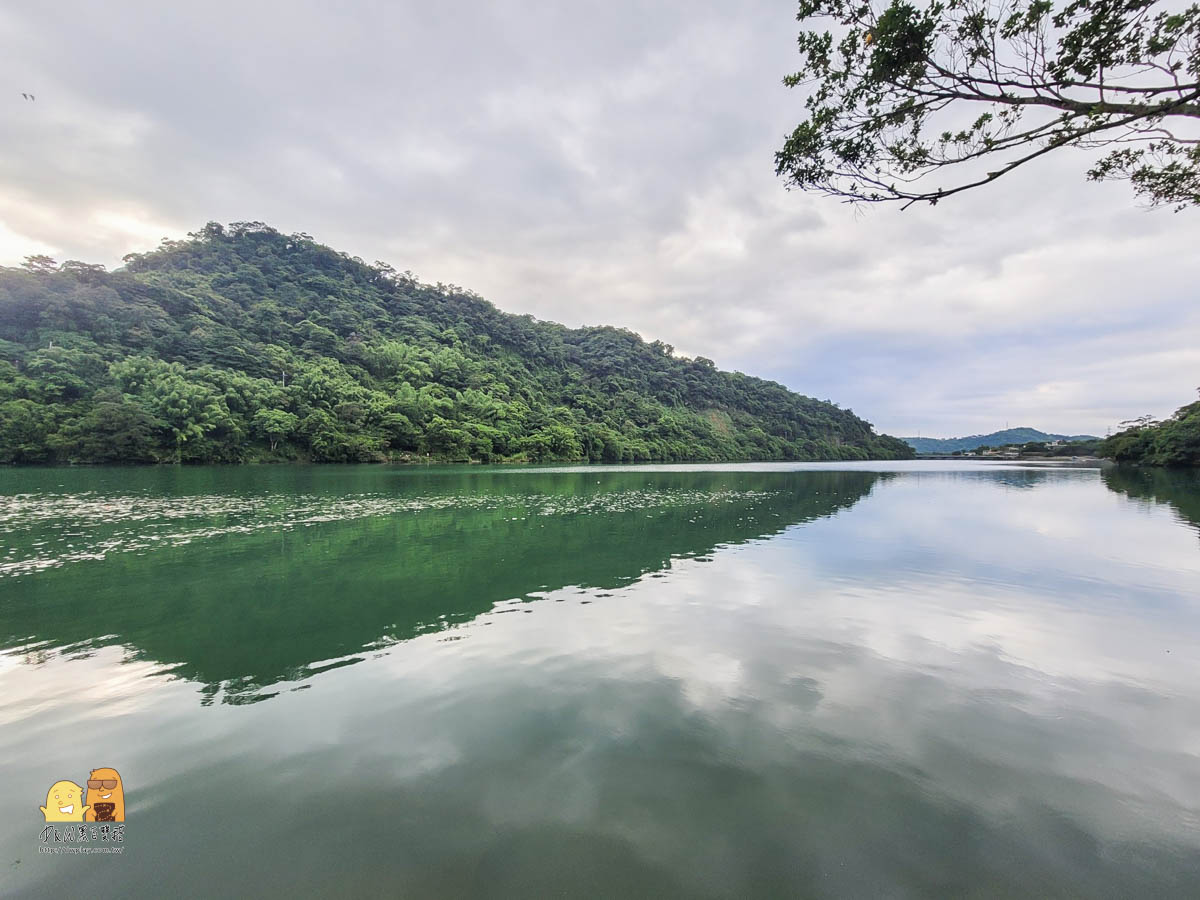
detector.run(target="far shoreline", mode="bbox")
[1,455,1124,470]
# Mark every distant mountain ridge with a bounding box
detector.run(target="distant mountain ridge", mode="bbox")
[901,428,1100,454]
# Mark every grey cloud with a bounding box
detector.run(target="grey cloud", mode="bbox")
[1,0,1196,436]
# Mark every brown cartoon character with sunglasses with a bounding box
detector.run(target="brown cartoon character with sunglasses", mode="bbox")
[83,768,124,822]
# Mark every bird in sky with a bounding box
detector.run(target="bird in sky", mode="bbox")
[21,93,35,101]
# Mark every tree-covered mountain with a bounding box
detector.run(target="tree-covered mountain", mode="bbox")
[901,428,1099,454]
[1100,401,1200,467]
[0,221,913,465]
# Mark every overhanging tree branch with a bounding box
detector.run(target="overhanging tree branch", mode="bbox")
[776,0,1200,209]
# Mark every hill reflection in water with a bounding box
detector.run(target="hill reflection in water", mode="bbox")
[0,467,889,702]
[1104,466,1200,537]
[5,464,1200,898]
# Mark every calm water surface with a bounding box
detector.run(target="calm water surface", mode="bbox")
[2,461,1199,898]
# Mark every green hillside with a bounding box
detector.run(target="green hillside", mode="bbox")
[1101,402,1200,466]
[0,221,913,465]
[902,428,1099,454]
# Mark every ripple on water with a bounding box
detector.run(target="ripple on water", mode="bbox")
[0,488,775,578]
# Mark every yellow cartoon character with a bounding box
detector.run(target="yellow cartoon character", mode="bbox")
[40,781,89,822]
[84,768,125,822]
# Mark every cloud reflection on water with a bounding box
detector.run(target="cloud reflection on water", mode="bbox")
[2,464,1199,897]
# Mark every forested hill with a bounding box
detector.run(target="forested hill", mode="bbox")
[902,428,1099,454]
[1100,402,1200,467]
[0,222,913,465]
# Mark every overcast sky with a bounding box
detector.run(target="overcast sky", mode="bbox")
[2,0,1197,437]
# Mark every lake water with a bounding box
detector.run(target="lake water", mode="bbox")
[2,461,1199,898]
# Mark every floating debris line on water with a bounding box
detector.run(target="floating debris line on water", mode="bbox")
[0,489,775,578]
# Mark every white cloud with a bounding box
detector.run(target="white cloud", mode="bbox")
[0,0,1195,437]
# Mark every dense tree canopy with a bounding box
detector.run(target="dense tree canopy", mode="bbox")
[1101,396,1200,465]
[776,0,1200,208]
[0,222,913,465]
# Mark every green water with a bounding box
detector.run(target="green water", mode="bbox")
[2,462,1199,898]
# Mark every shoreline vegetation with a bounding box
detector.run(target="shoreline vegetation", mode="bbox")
[0,222,914,467]
[1098,402,1200,468]
[0,457,1113,471]
[921,438,1103,460]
